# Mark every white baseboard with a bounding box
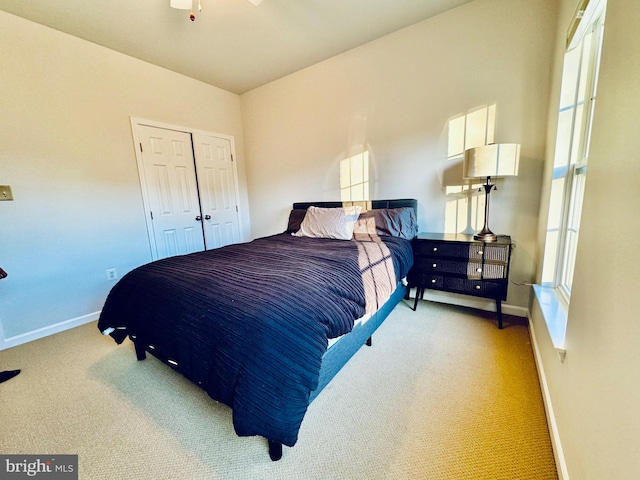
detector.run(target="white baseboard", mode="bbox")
[418,289,529,318]
[528,314,570,480]
[0,311,100,351]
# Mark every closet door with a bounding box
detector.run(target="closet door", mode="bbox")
[192,133,241,249]
[137,125,205,259]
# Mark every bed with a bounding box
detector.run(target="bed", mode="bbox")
[98,199,416,460]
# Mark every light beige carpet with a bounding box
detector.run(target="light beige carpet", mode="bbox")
[0,300,557,479]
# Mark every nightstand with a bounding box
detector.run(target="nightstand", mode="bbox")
[408,232,512,328]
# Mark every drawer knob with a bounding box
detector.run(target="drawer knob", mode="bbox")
[433,247,438,252]
[475,285,481,290]
[478,250,483,255]
[476,268,482,273]
[431,279,437,284]
[432,263,437,268]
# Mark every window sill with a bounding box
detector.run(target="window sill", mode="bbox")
[532,285,568,361]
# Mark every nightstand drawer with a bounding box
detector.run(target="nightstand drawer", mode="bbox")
[476,244,509,263]
[476,262,507,279]
[412,241,470,258]
[412,240,509,263]
[443,277,507,300]
[413,258,506,279]
[413,257,470,276]
[408,272,444,288]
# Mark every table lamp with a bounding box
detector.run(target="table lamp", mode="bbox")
[463,143,520,242]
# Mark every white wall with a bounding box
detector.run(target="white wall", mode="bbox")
[240,0,557,312]
[0,11,250,345]
[530,0,640,478]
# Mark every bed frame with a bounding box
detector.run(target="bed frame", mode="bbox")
[137,199,417,461]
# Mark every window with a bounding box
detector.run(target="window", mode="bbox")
[340,150,370,202]
[444,104,496,233]
[540,0,605,304]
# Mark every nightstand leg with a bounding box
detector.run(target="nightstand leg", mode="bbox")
[496,300,503,329]
[413,287,423,311]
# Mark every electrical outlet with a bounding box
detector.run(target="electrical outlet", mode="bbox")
[106,268,118,281]
[0,185,13,201]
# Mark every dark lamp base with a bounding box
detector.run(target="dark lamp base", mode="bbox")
[475,178,498,242]
[473,230,498,242]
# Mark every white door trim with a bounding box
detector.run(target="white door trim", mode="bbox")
[130,117,243,260]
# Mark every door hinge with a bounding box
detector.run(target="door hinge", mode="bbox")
[140,142,143,153]
[231,154,234,162]
[235,205,238,212]
[150,211,154,220]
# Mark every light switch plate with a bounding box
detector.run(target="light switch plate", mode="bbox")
[0,185,13,201]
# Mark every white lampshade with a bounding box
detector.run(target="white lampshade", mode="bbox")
[463,143,520,179]
[170,0,192,9]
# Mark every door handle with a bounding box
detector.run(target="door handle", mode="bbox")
[204,215,211,220]
[195,216,202,221]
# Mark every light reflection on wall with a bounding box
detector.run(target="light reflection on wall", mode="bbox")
[444,104,496,234]
[340,150,370,202]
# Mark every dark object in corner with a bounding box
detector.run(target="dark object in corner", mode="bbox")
[0,370,20,383]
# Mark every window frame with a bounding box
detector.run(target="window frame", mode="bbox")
[541,1,606,304]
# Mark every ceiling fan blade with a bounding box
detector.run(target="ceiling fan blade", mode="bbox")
[247,0,263,5]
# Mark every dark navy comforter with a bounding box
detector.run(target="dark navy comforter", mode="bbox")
[98,232,413,446]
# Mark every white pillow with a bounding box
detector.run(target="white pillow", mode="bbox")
[293,206,362,240]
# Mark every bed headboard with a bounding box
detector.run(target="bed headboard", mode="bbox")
[287,199,418,238]
[292,198,417,214]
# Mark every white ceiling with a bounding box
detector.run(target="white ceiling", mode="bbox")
[0,0,473,94]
